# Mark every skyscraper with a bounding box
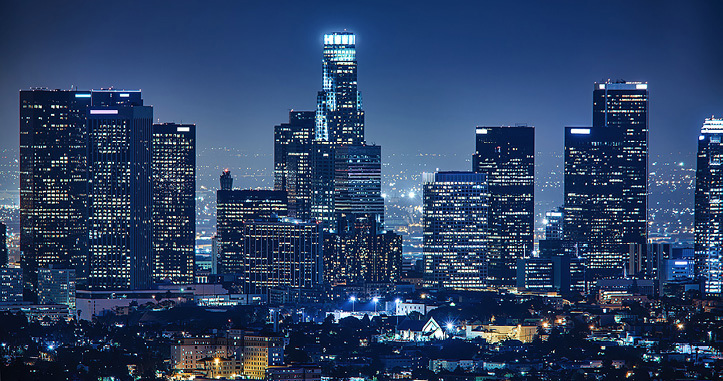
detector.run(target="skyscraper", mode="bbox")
[152,123,196,284]
[695,117,723,294]
[564,126,625,278]
[20,89,90,292]
[216,172,288,275]
[334,144,384,229]
[593,81,649,253]
[86,90,153,290]
[37,268,76,314]
[274,111,315,220]
[324,215,402,285]
[310,142,336,226]
[315,32,364,144]
[473,126,534,286]
[240,218,322,294]
[564,81,648,280]
[423,172,488,290]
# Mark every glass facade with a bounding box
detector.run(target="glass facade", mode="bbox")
[20,89,91,292]
[152,123,196,284]
[216,182,288,275]
[86,92,153,290]
[423,172,488,290]
[316,32,364,144]
[695,118,723,294]
[564,125,625,278]
[473,126,535,286]
[274,111,315,220]
[240,219,322,295]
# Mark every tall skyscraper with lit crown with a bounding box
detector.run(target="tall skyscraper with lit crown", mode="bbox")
[695,117,723,294]
[315,32,364,144]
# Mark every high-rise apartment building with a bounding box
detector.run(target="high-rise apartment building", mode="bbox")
[86,91,153,290]
[473,126,534,286]
[315,32,364,144]
[695,117,723,294]
[423,172,488,290]
[20,89,91,292]
[152,123,196,284]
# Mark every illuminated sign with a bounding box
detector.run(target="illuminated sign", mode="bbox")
[570,128,591,135]
[89,110,118,115]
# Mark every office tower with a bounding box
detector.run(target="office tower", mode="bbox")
[422,172,488,290]
[473,126,534,286]
[564,126,626,278]
[315,32,364,144]
[216,172,288,275]
[324,215,402,285]
[544,208,564,240]
[20,89,91,293]
[86,91,153,290]
[0,267,23,303]
[334,144,384,229]
[593,81,648,252]
[539,207,576,257]
[695,117,723,294]
[152,123,196,284]
[310,142,336,226]
[240,218,322,294]
[0,222,7,267]
[220,169,233,190]
[274,111,315,220]
[628,243,670,280]
[516,256,586,294]
[243,334,285,379]
[37,268,76,313]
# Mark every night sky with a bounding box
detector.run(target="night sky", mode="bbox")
[2,0,722,175]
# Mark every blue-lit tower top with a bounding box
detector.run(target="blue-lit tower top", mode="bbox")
[316,32,364,144]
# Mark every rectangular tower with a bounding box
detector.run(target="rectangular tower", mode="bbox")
[86,91,153,290]
[473,126,534,286]
[334,144,384,229]
[216,184,288,275]
[564,126,625,278]
[422,172,488,290]
[316,32,364,144]
[592,81,649,257]
[19,89,91,292]
[152,123,196,284]
[240,218,322,295]
[695,118,723,294]
[274,111,315,220]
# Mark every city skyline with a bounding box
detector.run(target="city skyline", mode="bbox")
[3,3,723,380]
[1,1,722,177]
